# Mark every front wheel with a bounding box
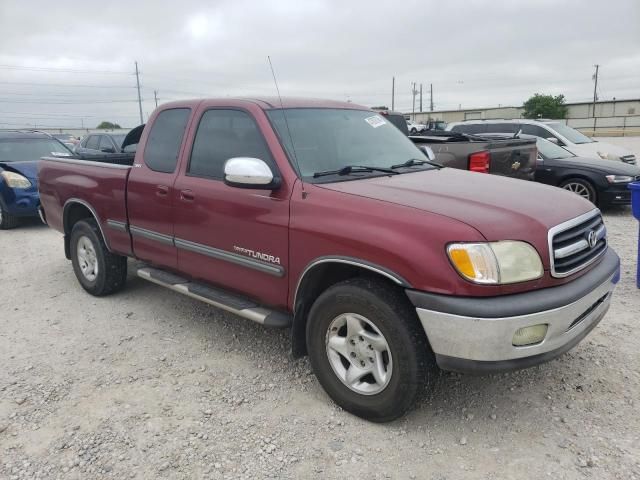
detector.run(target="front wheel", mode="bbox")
[410,128,417,134]
[306,278,432,422]
[560,178,597,205]
[70,219,127,296]
[0,206,19,230]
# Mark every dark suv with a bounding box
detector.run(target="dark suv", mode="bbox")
[75,132,127,155]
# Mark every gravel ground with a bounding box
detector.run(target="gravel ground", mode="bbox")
[1,142,640,479]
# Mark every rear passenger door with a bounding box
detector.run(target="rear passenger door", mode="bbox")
[172,107,290,308]
[127,108,191,269]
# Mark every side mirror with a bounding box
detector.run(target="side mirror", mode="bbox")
[224,157,280,190]
[546,137,559,145]
[419,145,436,161]
[100,146,116,153]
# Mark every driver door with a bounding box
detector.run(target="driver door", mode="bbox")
[172,106,290,308]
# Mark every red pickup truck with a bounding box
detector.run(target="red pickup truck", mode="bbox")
[39,98,620,422]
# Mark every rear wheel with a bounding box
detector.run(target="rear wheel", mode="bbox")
[0,206,19,230]
[70,219,127,296]
[306,277,432,422]
[560,178,597,205]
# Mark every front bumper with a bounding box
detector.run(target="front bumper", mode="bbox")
[0,185,40,217]
[600,184,632,206]
[407,248,620,374]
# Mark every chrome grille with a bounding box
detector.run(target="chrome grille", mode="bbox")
[548,210,607,278]
[620,155,636,165]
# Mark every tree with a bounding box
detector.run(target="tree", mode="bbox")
[522,94,568,119]
[96,121,121,129]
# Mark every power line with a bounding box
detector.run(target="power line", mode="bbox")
[0,81,135,89]
[0,64,131,74]
[0,98,143,104]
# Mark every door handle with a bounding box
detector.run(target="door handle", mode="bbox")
[180,189,195,201]
[156,185,169,197]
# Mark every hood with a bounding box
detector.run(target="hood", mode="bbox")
[0,160,39,181]
[548,155,640,175]
[317,168,594,242]
[567,141,633,160]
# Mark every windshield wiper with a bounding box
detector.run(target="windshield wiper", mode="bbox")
[391,158,443,169]
[312,165,399,178]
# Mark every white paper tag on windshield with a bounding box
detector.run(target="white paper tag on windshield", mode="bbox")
[364,115,386,128]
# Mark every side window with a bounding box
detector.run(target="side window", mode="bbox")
[99,135,114,151]
[188,109,273,179]
[486,123,516,134]
[454,124,487,134]
[521,124,553,139]
[85,135,100,150]
[144,108,191,173]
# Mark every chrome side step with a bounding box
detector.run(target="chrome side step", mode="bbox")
[134,265,291,328]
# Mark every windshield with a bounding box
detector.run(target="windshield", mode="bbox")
[266,108,431,180]
[545,122,593,144]
[0,138,71,162]
[536,138,574,160]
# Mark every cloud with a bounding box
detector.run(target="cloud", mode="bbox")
[0,0,638,127]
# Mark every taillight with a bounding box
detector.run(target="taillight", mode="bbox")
[469,151,490,173]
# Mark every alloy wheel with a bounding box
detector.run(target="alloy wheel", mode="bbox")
[325,313,393,395]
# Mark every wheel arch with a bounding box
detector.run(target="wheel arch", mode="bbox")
[62,199,110,259]
[290,257,411,358]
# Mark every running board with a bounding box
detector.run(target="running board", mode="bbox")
[134,265,291,328]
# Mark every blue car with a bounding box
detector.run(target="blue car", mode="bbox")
[0,131,72,229]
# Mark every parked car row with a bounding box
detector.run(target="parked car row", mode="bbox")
[447,119,637,165]
[2,112,638,230]
[447,120,640,207]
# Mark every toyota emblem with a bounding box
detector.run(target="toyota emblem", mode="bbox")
[587,230,598,248]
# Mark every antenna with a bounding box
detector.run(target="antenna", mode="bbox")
[267,56,305,195]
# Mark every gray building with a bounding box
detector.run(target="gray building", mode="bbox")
[408,98,640,136]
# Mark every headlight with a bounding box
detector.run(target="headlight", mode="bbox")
[447,241,543,284]
[0,171,32,189]
[597,151,610,160]
[605,175,633,184]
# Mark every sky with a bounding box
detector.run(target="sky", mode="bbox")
[0,0,638,129]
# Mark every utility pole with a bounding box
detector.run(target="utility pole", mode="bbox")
[430,83,434,112]
[154,90,159,108]
[135,61,143,124]
[419,84,423,112]
[411,82,418,120]
[391,77,395,111]
[592,64,599,133]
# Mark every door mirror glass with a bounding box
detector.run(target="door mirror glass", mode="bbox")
[224,157,280,189]
[546,137,559,145]
[419,145,436,161]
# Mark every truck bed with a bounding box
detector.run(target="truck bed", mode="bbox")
[38,155,133,256]
[410,133,537,180]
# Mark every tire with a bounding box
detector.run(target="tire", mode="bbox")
[560,178,597,205]
[306,277,432,422]
[410,128,417,134]
[70,219,127,296]
[0,206,19,230]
